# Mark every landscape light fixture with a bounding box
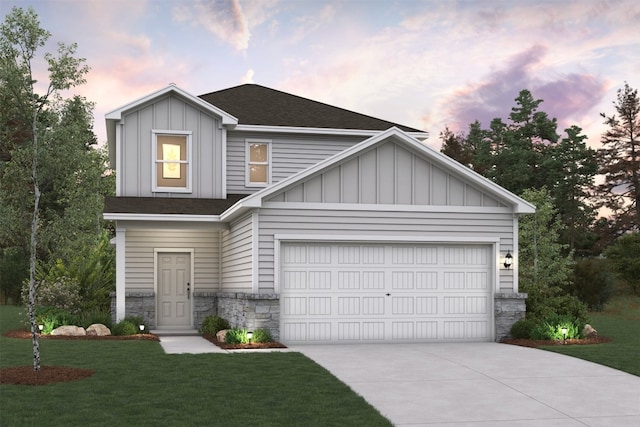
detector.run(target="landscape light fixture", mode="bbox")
[38,324,44,333]
[503,251,513,269]
[139,324,145,333]
[247,331,253,344]
[561,327,567,344]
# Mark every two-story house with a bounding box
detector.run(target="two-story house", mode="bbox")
[104,83,533,343]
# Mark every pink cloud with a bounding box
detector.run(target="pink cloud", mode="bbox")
[173,0,251,51]
[439,44,608,142]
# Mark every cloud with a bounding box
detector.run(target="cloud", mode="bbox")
[436,44,608,141]
[241,69,255,84]
[173,0,250,51]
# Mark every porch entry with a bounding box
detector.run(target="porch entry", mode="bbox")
[157,252,192,328]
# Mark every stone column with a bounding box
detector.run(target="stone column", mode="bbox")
[494,292,527,341]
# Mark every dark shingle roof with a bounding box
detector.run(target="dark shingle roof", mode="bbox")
[199,84,423,133]
[104,195,247,215]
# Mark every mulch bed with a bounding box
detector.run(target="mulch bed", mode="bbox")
[202,333,287,350]
[2,329,159,341]
[501,335,611,348]
[0,365,95,386]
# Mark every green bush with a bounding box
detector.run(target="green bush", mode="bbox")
[571,258,616,310]
[224,328,274,344]
[21,276,82,315]
[252,328,273,343]
[199,315,230,335]
[224,328,247,344]
[112,320,137,336]
[529,315,583,341]
[34,306,78,334]
[510,319,536,339]
[77,309,112,329]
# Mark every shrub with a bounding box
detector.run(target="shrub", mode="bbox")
[510,319,536,339]
[77,309,112,329]
[571,258,616,310]
[34,306,78,334]
[21,276,82,315]
[224,328,248,344]
[252,328,273,343]
[224,328,274,344]
[529,315,583,341]
[199,315,230,335]
[112,320,137,336]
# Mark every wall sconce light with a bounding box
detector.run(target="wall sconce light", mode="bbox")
[503,251,513,269]
[139,324,145,334]
[247,331,253,344]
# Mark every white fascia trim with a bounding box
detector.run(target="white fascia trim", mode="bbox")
[221,127,227,197]
[512,214,520,293]
[103,213,223,222]
[115,123,122,195]
[115,227,126,322]
[234,124,429,140]
[251,211,260,293]
[106,85,238,126]
[262,201,513,214]
[274,234,500,244]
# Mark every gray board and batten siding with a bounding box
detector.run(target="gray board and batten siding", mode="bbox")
[119,94,225,198]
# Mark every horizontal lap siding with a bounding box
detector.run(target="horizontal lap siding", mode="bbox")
[226,132,363,194]
[221,213,253,292]
[125,227,220,292]
[258,209,514,292]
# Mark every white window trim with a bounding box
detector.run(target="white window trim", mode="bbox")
[245,139,272,187]
[152,130,193,193]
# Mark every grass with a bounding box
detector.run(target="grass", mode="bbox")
[0,306,391,427]
[540,294,640,376]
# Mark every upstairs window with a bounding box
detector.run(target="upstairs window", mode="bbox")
[152,131,192,193]
[246,139,271,187]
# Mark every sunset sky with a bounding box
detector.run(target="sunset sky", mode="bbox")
[3,0,638,149]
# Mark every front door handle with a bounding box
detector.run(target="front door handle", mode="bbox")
[187,282,190,299]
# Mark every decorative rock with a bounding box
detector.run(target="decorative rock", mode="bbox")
[582,324,598,338]
[51,325,86,336]
[86,324,111,336]
[216,329,229,342]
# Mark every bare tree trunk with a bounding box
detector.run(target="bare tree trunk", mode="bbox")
[28,114,41,372]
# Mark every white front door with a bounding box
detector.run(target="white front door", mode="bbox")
[157,252,191,328]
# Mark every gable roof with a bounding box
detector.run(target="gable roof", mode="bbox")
[105,84,239,167]
[199,84,425,134]
[223,127,535,219]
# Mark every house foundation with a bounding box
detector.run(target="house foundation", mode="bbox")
[111,291,280,339]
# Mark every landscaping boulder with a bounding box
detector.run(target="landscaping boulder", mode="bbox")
[582,324,598,338]
[86,324,111,336]
[51,325,86,336]
[216,329,229,342]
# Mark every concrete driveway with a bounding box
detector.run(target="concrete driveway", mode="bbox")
[292,343,640,427]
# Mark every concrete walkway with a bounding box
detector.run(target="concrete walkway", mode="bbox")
[292,343,640,427]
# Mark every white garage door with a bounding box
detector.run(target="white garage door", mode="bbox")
[280,242,493,343]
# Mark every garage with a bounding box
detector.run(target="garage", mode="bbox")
[280,242,493,343]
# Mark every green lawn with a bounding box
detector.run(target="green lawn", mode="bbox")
[0,306,391,427]
[540,294,640,376]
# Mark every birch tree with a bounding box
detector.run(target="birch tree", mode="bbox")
[0,7,89,371]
